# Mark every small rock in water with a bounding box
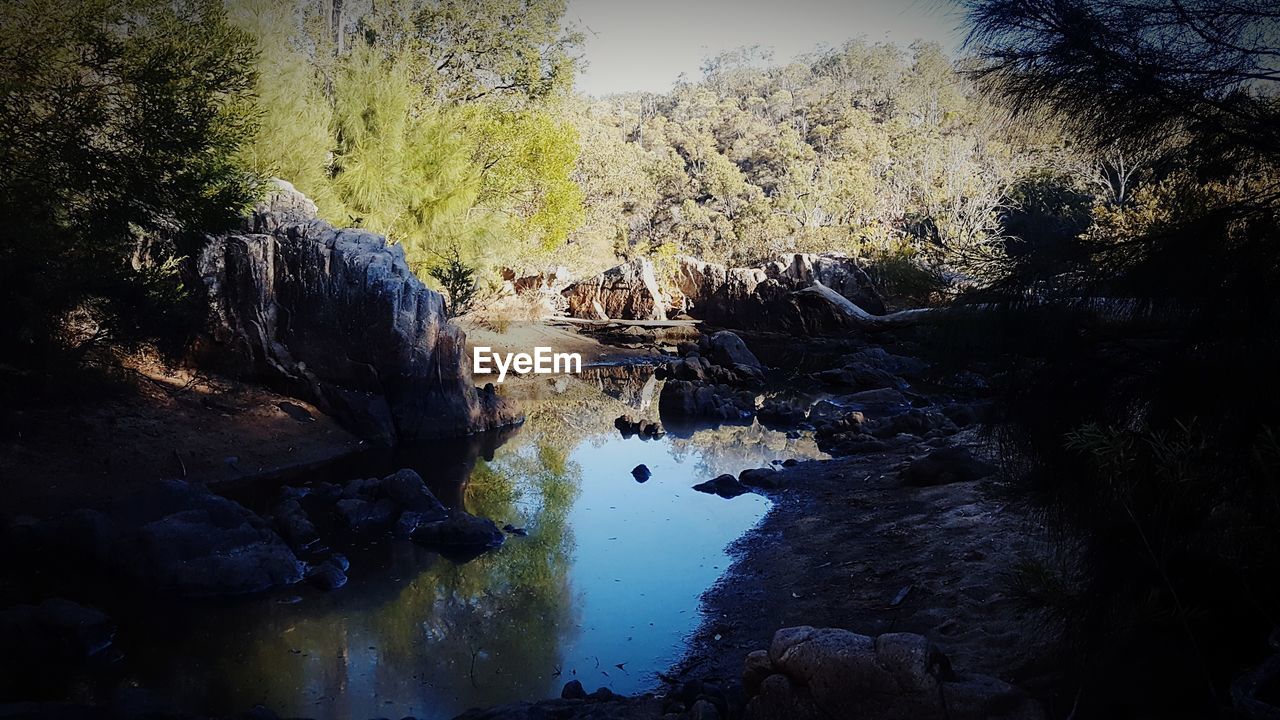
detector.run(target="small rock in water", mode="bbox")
[693,474,749,499]
[502,523,528,537]
[739,467,781,489]
[306,561,348,591]
[631,464,652,483]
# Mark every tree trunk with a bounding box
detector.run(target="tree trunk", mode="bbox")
[792,281,936,330]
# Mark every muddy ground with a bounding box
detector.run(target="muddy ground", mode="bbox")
[674,433,1064,702]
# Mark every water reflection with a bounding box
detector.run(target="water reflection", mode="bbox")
[109,365,826,720]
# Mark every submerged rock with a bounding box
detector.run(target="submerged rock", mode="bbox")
[694,474,751,499]
[306,560,348,591]
[411,511,505,561]
[197,179,520,446]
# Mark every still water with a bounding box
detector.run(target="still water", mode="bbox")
[100,365,827,719]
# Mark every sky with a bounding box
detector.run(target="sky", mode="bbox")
[567,0,968,97]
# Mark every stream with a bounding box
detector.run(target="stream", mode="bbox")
[48,363,828,719]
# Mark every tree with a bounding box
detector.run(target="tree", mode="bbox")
[0,0,258,367]
[961,0,1280,714]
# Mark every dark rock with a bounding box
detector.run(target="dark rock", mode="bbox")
[942,403,983,428]
[0,599,115,664]
[900,447,998,487]
[196,180,521,446]
[743,649,774,693]
[395,510,445,538]
[335,498,398,533]
[57,481,305,596]
[502,524,528,537]
[411,512,505,561]
[380,469,446,514]
[840,388,908,407]
[705,331,763,371]
[306,561,348,591]
[631,464,652,483]
[272,498,319,551]
[739,467,781,489]
[659,381,756,420]
[561,680,587,700]
[845,347,928,379]
[757,398,808,425]
[867,409,955,440]
[686,699,720,720]
[693,474,750,499]
[781,458,799,468]
[588,688,616,701]
[814,362,903,391]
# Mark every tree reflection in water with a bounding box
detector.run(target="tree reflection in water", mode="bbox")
[109,365,823,720]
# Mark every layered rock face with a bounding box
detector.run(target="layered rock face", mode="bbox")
[561,257,667,321]
[677,253,887,334]
[197,180,519,445]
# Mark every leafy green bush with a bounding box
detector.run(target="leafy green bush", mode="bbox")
[0,0,259,367]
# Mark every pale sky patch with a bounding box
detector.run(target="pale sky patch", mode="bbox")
[567,0,967,97]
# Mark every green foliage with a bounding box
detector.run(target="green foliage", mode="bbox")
[565,39,1034,284]
[0,0,259,365]
[232,0,585,277]
[428,244,480,318]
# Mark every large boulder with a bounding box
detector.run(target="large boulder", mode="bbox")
[746,627,1043,720]
[48,481,305,597]
[196,180,520,446]
[676,253,887,334]
[704,330,764,370]
[561,258,667,321]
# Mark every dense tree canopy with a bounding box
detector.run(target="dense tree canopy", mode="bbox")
[558,39,1038,293]
[0,0,259,366]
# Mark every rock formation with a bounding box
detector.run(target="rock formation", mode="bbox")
[196,180,520,446]
[744,626,1044,720]
[676,253,889,334]
[561,257,668,321]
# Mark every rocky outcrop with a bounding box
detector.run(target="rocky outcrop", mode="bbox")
[562,257,667,321]
[27,481,306,597]
[744,627,1043,720]
[658,331,764,421]
[676,253,887,334]
[197,179,520,446]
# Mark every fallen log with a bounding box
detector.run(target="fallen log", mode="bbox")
[792,282,937,330]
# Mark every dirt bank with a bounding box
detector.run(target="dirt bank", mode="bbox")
[674,434,1060,694]
[0,361,363,518]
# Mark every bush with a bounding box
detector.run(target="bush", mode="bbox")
[0,0,259,367]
